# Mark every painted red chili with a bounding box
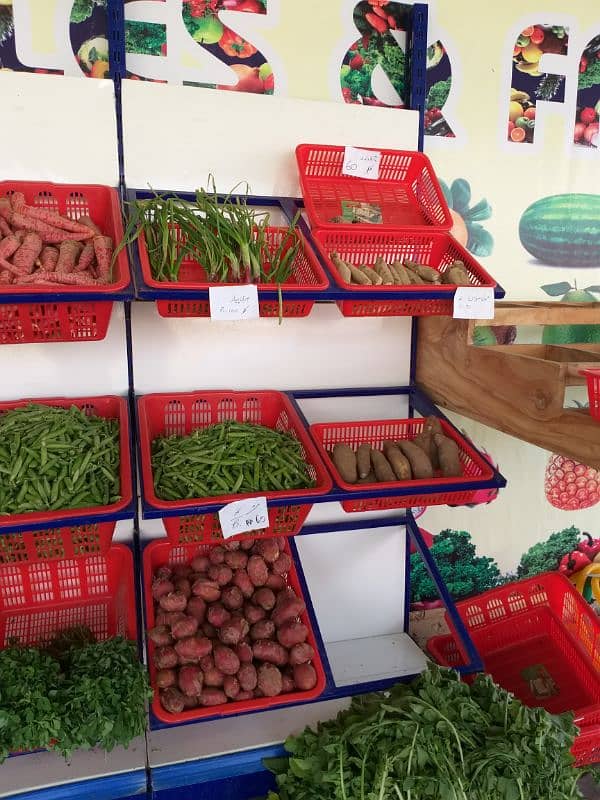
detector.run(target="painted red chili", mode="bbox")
[558,551,591,576]
[577,533,600,560]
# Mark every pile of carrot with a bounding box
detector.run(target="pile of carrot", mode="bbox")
[0,192,114,287]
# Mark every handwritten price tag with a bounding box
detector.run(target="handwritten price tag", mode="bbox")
[219,496,269,539]
[341,146,381,180]
[209,285,259,321]
[453,287,495,320]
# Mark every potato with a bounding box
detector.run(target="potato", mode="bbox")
[154,645,178,670]
[174,636,212,664]
[178,665,204,696]
[253,640,288,666]
[224,675,240,699]
[160,687,185,714]
[186,596,207,623]
[213,645,240,676]
[172,563,192,579]
[171,615,199,640]
[236,690,254,701]
[272,592,305,627]
[293,663,317,691]
[200,688,227,707]
[382,441,411,480]
[348,264,372,285]
[202,622,217,638]
[390,261,412,285]
[332,443,357,484]
[221,585,244,611]
[202,666,224,688]
[174,577,192,599]
[224,550,248,570]
[208,546,226,565]
[237,641,253,663]
[405,261,441,283]
[240,538,255,551]
[158,591,188,612]
[208,564,233,586]
[289,642,315,666]
[219,617,248,646]
[413,417,442,470]
[233,569,255,599]
[238,663,258,692]
[156,668,177,688]
[253,587,276,611]
[224,540,241,550]
[370,450,396,483]
[148,625,174,647]
[272,552,292,576]
[257,663,283,697]
[433,432,462,477]
[374,257,394,285]
[192,579,221,602]
[330,252,352,283]
[356,443,372,479]
[244,602,266,624]
[255,538,280,563]
[266,573,286,592]
[182,694,199,709]
[155,610,186,628]
[247,555,269,587]
[152,578,174,600]
[277,621,308,648]
[250,620,275,641]
[397,440,434,479]
[281,669,296,693]
[191,554,210,573]
[207,603,231,628]
[155,566,172,581]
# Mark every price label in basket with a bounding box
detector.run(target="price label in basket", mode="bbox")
[219,496,269,538]
[209,285,260,320]
[453,287,495,320]
[342,146,381,180]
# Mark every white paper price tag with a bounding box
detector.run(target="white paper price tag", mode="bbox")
[209,284,259,320]
[341,146,381,180]
[453,287,495,320]
[219,497,269,539]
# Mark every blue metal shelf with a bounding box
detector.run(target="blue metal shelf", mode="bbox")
[138,384,506,521]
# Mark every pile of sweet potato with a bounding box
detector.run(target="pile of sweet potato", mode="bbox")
[148,537,319,714]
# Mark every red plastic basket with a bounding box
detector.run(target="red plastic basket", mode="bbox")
[0,395,132,530]
[0,523,116,564]
[310,229,497,317]
[137,226,328,319]
[137,390,332,541]
[309,417,494,512]
[143,537,326,723]
[581,369,600,421]
[0,181,130,343]
[295,144,452,231]
[426,573,600,767]
[0,543,137,648]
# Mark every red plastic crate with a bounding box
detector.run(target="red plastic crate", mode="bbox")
[137,226,328,319]
[310,229,497,317]
[581,369,600,420]
[0,395,133,530]
[162,506,313,545]
[143,537,326,723]
[137,390,332,541]
[0,523,116,564]
[427,573,600,767]
[295,144,452,231]
[309,417,494,512]
[0,181,130,343]
[0,543,137,648]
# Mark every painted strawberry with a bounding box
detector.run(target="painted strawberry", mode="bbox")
[545,454,600,510]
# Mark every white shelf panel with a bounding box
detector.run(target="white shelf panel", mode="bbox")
[327,633,427,687]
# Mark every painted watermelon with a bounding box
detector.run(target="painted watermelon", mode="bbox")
[519,194,600,267]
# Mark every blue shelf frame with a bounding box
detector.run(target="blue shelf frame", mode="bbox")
[138,384,506,522]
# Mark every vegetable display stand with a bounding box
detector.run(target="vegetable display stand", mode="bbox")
[581,368,600,420]
[295,144,452,231]
[137,390,332,540]
[0,181,133,344]
[426,572,600,766]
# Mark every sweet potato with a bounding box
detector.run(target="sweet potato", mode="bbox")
[382,441,411,480]
[370,450,396,483]
[178,665,204,696]
[191,554,210,573]
[250,620,275,641]
[257,663,283,697]
[186,596,207,623]
[247,555,269,587]
[174,577,192,599]
[266,573,286,592]
[332,443,357,484]
[221,585,244,611]
[152,578,175,600]
[156,668,177,689]
[405,261,441,283]
[272,551,292,576]
[233,569,254,599]
[348,264,371,285]
[397,440,434,479]
[356,443,372,479]
[255,538,280,563]
[192,578,221,602]
[277,621,308,648]
[442,261,471,285]
[253,640,288,666]
[200,688,227,707]
[293,663,317,691]
[224,675,240,699]
[289,642,315,666]
[148,625,174,647]
[238,663,258,692]
[433,432,462,477]
[207,603,231,628]
[219,617,248,646]
[237,642,253,663]
[360,265,383,285]
[390,260,412,285]
[330,252,352,283]
[272,592,305,627]
[374,257,394,285]
[154,646,178,670]
[175,636,212,663]
[252,587,276,611]
[208,564,233,586]
[224,549,248,570]
[209,546,226,565]
[159,591,188,612]
[160,687,185,714]
[413,417,442,469]
[171,615,199,640]
[213,645,240,676]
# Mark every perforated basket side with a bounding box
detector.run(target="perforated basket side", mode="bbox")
[0,523,116,565]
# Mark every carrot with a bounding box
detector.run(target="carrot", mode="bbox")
[21,205,92,234]
[0,235,21,261]
[93,235,113,282]
[39,246,60,272]
[0,271,13,285]
[12,232,43,274]
[78,215,102,235]
[7,211,94,242]
[0,217,12,237]
[0,256,25,277]
[56,240,83,274]
[0,199,11,220]
[29,272,97,286]
[75,242,95,273]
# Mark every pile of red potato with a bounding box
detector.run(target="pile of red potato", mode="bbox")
[148,537,320,714]
[0,192,114,287]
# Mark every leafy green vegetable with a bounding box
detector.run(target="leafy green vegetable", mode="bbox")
[70,0,105,25]
[410,529,502,602]
[125,20,166,56]
[427,78,451,110]
[341,62,374,99]
[381,38,405,102]
[579,56,600,90]
[266,664,591,800]
[517,526,582,578]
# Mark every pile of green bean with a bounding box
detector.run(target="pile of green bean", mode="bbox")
[0,404,121,515]
[151,421,315,501]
